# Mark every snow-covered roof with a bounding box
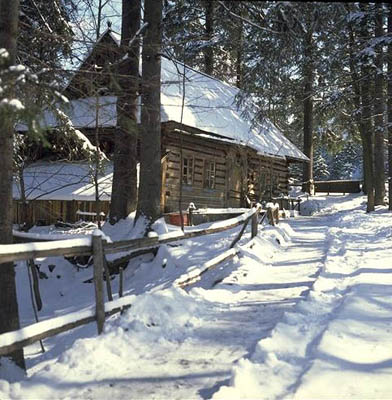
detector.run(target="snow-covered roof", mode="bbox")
[13,162,113,201]
[24,29,308,162]
[160,58,308,161]
[38,97,117,129]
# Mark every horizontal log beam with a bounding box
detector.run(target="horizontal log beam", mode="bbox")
[104,237,159,254]
[174,248,239,288]
[1,208,260,265]
[0,296,133,356]
[0,244,92,264]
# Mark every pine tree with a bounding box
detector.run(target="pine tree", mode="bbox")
[137,0,163,225]
[0,0,26,372]
[329,142,361,180]
[359,4,375,211]
[388,4,392,210]
[313,148,330,181]
[374,3,386,205]
[109,0,141,223]
[163,0,247,85]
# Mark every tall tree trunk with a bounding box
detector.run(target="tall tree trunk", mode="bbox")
[0,0,25,371]
[302,30,314,189]
[93,5,104,229]
[348,25,369,195]
[203,0,214,76]
[360,5,375,212]
[136,0,162,225]
[388,4,392,210]
[374,3,386,205]
[109,0,141,223]
[361,69,375,212]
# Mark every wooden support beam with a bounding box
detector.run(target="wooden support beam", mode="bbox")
[103,255,113,302]
[0,241,92,264]
[230,216,251,248]
[267,207,275,226]
[119,267,124,298]
[28,259,42,311]
[92,232,105,334]
[251,209,259,238]
[174,248,238,288]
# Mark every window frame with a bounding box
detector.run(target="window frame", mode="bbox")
[182,155,194,186]
[204,159,216,189]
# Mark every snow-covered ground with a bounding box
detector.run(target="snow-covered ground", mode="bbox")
[1,193,392,399]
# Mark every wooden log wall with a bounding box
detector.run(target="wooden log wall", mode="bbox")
[161,125,291,211]
[313,180,361,194]
[247,152,289,202]
[162,131,228,212]
[13,200,110,225]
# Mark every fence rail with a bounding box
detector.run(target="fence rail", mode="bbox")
[0,205,263,356]
[3,207,261,265]
[0,295,133,356]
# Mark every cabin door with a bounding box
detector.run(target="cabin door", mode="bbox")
[228,160,243,208]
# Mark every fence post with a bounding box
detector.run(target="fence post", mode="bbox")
[267,206,275,226]
[274,205,279,225]
[251,208,259,238]
[103,255,113,301]
[230,215,251,248]
[92,231,105,335]
[119,267,124,298]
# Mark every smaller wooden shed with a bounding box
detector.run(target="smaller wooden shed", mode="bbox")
[13,162,112,225]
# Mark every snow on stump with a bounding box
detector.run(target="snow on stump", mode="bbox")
[266,203,279,226]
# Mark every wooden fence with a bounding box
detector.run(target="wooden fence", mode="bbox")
[0,205,264,356]
[302,180,361,195]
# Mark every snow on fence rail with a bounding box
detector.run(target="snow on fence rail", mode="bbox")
[0,205,262,356]
[0,295,134,357]
[2,206,261,264]
[174,248,239,288]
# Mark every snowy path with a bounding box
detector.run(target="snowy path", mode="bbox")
[292,215,392,400]
[114,217,328,400]
[3,195,392,399]
[215,201,392,400]
[1,217,328,400]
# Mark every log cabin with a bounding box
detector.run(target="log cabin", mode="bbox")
[15,28,308,223]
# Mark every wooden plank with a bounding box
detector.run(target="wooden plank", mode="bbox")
[251,209,259,238]
[4,208,260,267]
[107,247,159,270]
[230,216,251,248]
[28,260,42,311]
[104,236,159,254]
[0,243,92,264]
[103,255,113,301]
[160,206,260,245]
[174,248,239,288]
[166,143,226,160]
[92,233,105,334]
[119,267,124,298]
[0,301,132,357]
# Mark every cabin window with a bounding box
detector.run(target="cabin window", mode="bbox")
[204,160,216,189]
[182,156,194,185]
